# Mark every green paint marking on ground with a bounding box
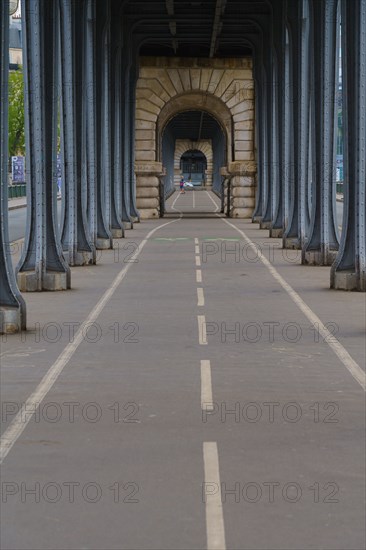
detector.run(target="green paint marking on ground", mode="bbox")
[202,238,241,242]
[153,237,191,241]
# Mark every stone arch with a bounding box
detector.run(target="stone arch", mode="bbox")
[157,92,232,164]
[135,57,256,218]
[174,140,213,187]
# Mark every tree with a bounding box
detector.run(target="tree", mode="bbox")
[8,68,25,156]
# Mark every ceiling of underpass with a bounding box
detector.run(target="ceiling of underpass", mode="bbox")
[116,0,271,57]
[163,110,224,141]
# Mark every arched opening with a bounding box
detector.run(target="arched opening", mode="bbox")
[180,150,207,186]
[160,109,227,214]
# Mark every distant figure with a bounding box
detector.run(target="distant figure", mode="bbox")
[180,176,185,194]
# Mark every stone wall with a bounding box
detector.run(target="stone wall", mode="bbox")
[135,57,256,218]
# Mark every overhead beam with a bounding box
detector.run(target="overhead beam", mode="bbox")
[209,0,227,57]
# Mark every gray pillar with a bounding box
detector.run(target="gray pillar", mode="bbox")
[331,0,366,291]
[270,3,286,238]
[252,46,265,222]
[17,0,71,291]
[128,61,140,222]
[303,0,339,265]
[283,0,311,249]
[109,40,124,238]
[259,42,275,230]
[121,56,133,227]
[59,0,94,266]
[95,1,113,249]
[85,0,98,257]
[0,0,26,333]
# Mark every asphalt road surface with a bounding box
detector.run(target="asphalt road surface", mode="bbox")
[1,190,364,550]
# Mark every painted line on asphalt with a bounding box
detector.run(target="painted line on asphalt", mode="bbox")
[0,216,182,464]
[171,191,182,211]
[201,360,214,411]
[205,191,220,213]
[203,442,226,550]
[195,245,200,255]
[195,238,199,245]
[197,287,205,306]
[198,315,208,345]
[220,217,366,391]
[196,255,201,267]
[196,269,202,283]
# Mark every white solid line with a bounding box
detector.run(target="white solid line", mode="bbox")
[0,217,182,464]
[220,216,366,391]
[196,255,201,267]
[203,442,226,550]
[205,191,220,212]
[195,245,200,255]
[198,315,208,345]
[197,287,205,306]
[196,269,202,283]
[195,238,199,245]
[171,191,182,211]
[201,360,214,411]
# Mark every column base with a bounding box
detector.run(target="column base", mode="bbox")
[331,271,363,291]
[259,220,272,230]
[283,237,302,250]
[111,228,124,239]
[270,228,283,238]
[17,270,69,291]
[302,249,338,266]
[64,250,94,266]
[0,307,25,334]
[96,238,113,250]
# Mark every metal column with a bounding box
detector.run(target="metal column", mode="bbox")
[283,0,311,249]
[270,1,286,238]
[17,0,71,291]
[128,56,140,221]
[59,0,94,265]
[0,0,26,333]
[109,31,125,238]
[259,37,275,230]
[303,0,339,265]
[331,0,366,290]
[94,0,113,249]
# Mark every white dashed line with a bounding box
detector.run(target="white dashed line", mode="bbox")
[198,315,208,345]
[196,269,202,283]
[200,360,214,411]
[203,442,226,550]
[196,255,201,267]
[197,287,205,306]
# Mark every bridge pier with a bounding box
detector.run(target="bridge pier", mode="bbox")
[331,0,366,291]
[17,0,71,291]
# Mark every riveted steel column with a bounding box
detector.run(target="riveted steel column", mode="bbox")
[95,0,113,249]
[109,33,124,238]
[128,58,140,221]
[17,0,70,291]
[252,43,265,222]
[259,39,275,230]
[283,0,311,249]
[59,0,94,266]
[84,0,97,257]
[270,1,286,238]
[331,0,366,290]
[0,0,26,333]
[303,0,339,265]
[120,32,133,227]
